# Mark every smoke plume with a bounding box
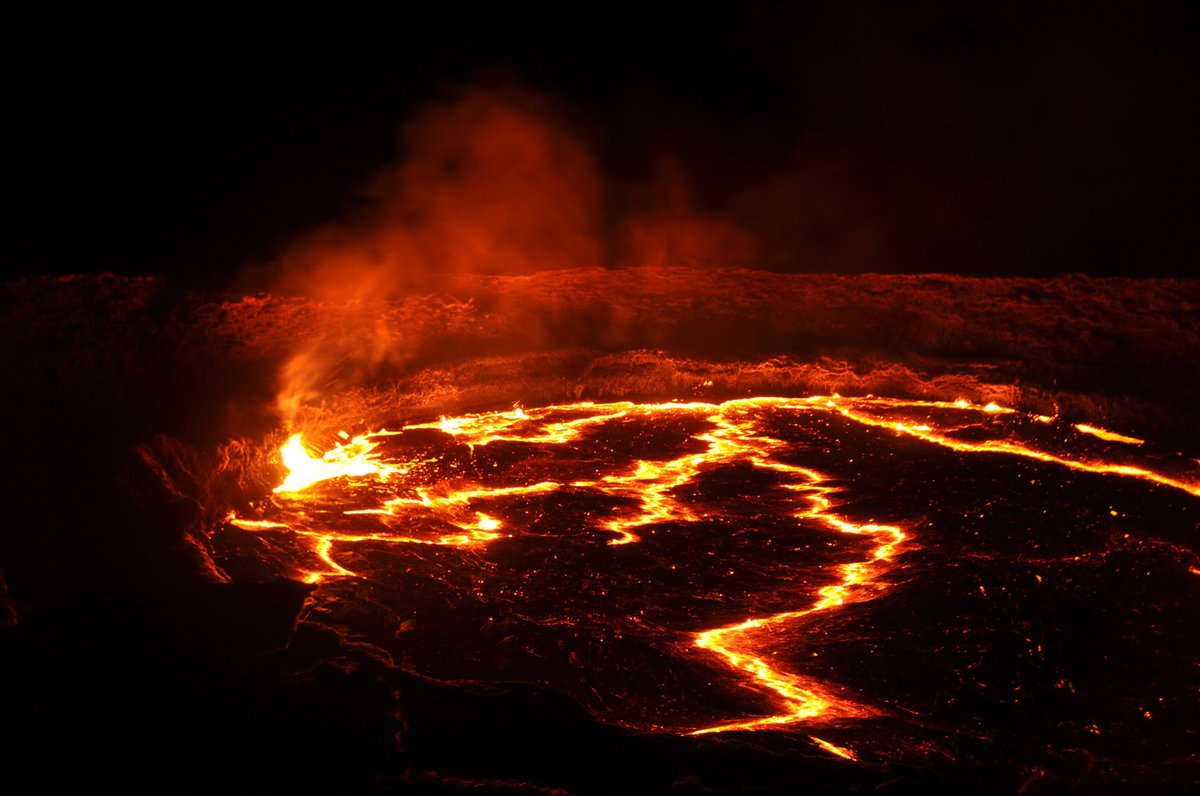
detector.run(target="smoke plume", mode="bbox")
[271,79,605,299]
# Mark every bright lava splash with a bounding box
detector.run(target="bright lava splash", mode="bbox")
[224,395,1200,762]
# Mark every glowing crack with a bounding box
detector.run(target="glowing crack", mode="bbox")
[227,396,1200,742]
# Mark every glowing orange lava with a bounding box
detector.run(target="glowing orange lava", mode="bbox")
[1074,423,1145,445]
[227,396,1200,746]
[689,463,905,734]
[275,432,400,493]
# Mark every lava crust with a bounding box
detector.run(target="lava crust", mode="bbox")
[2,269,1198,794]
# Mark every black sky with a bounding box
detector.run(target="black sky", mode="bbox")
[6,2,1198,285]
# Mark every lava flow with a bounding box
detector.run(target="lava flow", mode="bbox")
[223,395,1200,748]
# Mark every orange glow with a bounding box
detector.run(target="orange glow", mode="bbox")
[272,83,604,301]
[225,514,289,530]
[615,159,757,269]
[227,395,1200,732]
[274,433,398,493]
[1074,423,1145,445]
[831,401,1199,498]
[689,461,905,734]
[810,736,858,761]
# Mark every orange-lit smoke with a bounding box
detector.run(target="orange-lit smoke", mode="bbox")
[613,157,757,269]
[269,78,761,298]
[264,77,765,424]
[273,80,605,299]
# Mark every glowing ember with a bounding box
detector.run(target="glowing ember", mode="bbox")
[224,396,1200,749]
[1074,423,1145,445]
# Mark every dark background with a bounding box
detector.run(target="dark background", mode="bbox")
[5,2,1198,286]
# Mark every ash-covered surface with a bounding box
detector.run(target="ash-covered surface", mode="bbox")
[2,269,1198,794]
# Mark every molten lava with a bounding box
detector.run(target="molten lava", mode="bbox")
[225,395,1200,753]
[275,432,401,493]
